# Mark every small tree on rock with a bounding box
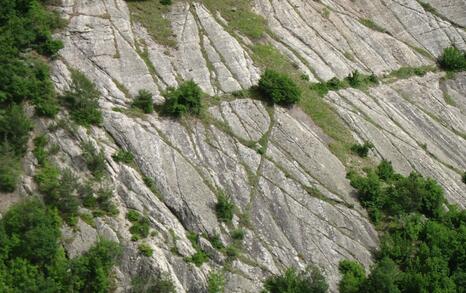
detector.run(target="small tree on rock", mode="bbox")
[258,69,301,106]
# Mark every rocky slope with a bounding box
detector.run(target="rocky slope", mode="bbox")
[9,0,466,292]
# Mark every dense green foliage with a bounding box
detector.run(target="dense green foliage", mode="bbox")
[258,69,301,106]
[463,171,466,184]
[127,210,151,241]
[438,47,466,72]
[81,141,106,180]
[159,0,171,5]
[132,89,154,114]
[138,243,153,257]
[0,199,121,292]
[0,149,21,192]
[112,149,134,164]
[35,164,80,224]
[215,192,235,224]
[62,70,103,126]
[339,260,366,293]
[0,105,33,191]
[340,161,466,292]
[262,267,328,293]
[0,0,62,190]
[350,141,374,158]
[162,81,203,117]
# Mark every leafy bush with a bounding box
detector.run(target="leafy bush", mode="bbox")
[0,151,20,192]
[162,81,203,117]
[0,104,32,156]
[187,250,209,266]
[350,141,374,157]
[343,162,466,292]
[186,232,210,266]
[69,239,122,292]
[208,272,225,293]
[112,149,134,164]
[35,164,80,224]
[127,210,151,240]
[33,134,49,166]
[215,192,235,224]
[138,243,153,257]
[0,199,121,291]
[81,141,106,179]
[438,47,466,71]
[209,233,224,250]
[231,228,245,241]
[262,266,328,293]
[338,260,366,293]
[132,89,154,113]
[160,0,172,6]
[463,171,466,184]
[258,69,301,106]
[62,70,103,126]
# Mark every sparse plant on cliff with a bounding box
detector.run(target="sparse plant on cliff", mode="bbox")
[438,46,466,72]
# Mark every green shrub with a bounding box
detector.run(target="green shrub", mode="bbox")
[127,210,151,240]
[361,258,400,293]
[231,228,245,241]
[258,69,301,106]
[69,240,122,292]
[35,165,80,224]
[462,171,466,184]
[338,260,366,293]
[160,0,171,5]
[162,81,203,117]
[438,47,466,72]
[344,163,466,292]
[225,244,239,259]
[326,77,345,91]
[0,199,121,291]
[138,243,153,257]
[208,272,225,293]
[62,70,103,126]
[0,151,20,192]
[262,266,329,293]
[33,134,49,166]
[215,192,235,224]
[209,233,224,250]
[350,141,374,157]
[346,70,363,88]
[81,141,106,180]
[132,89,154,113]
[112,149,134,164]
[0,104,32,156]
[186,250,209,266]
[94,188,118,216]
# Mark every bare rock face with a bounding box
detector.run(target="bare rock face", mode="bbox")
[326,73,466,207]
[17,0,464,292]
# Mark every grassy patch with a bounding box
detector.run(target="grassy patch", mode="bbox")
[359,18,388,33]
[127,0,176,47]
[202,0,267,39]
[387,65,434,79]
